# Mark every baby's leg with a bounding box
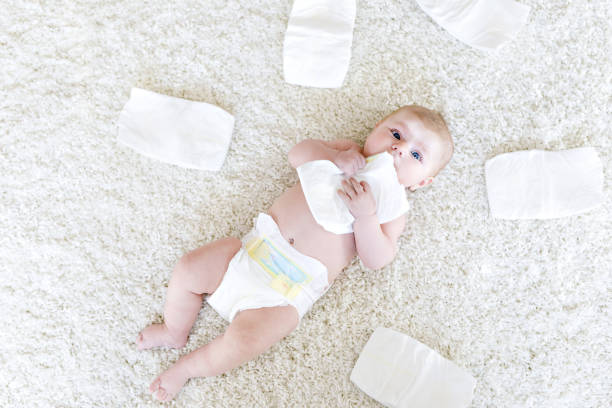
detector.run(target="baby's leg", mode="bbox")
[137,237,242,350]
[149,305,299,401]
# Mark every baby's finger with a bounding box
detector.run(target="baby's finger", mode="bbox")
[350,178,363,193]
[341,179,356,197]
[344,178,355,193]
[342,177,357,193]
[360,181,370,193]
[337,189,350,201]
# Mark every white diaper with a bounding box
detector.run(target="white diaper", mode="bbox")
[297,152,410,234]
[206,213,329,322]
[283,0,356,88]
[351,328,476,408]
[485,147,604,219]
[415,0,531,51]
[117,88,234,171]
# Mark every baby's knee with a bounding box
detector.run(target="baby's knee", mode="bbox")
[172,253,197,284]
[227,327,270,357]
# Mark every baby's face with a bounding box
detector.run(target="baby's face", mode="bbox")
[363,107,446,189]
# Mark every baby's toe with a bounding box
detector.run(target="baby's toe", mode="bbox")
[156,388,168,401]
[149,377,161,393]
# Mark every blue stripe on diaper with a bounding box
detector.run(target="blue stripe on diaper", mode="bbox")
[246,236,312,300]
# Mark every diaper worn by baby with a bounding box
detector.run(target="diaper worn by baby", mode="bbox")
[297,152,410,234]
[206,213,329,322]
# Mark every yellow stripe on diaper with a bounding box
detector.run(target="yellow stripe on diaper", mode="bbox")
[246,237,312,300]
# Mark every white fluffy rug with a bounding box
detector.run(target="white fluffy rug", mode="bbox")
[1,0,610,406]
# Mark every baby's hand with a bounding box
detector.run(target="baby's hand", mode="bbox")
[333,149,366,176]
[338,178,377,219]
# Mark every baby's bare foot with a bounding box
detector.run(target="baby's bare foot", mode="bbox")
[149,362,190,402]
[137,323,187,350]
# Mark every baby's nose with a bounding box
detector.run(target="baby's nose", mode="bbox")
[391,145,403,157]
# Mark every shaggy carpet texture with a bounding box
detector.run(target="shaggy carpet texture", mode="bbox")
[1,0,610,406]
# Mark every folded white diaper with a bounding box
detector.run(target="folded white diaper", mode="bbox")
[283,0,356,88]
[415,0,531,51]
[351,328,476,408]
[485,147,604,219]
[297,152,410,234]
[117,88,235,171]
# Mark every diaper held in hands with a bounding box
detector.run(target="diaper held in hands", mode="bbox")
[485,147,604,219]
[350,328,476,408]
[283,0,356,88]
[297,152,409,234]
[117,88,234,171]
[415,0,530,51]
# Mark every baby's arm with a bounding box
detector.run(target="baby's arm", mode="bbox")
[354,214,405,270]
[288,139,363,171]
[338,178,406,269]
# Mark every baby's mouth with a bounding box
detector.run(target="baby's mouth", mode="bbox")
[389,149,400,164]
[390,155,401,173]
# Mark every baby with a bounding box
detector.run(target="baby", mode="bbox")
[137,105,453,401]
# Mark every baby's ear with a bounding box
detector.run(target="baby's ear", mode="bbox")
[408,176,434,192]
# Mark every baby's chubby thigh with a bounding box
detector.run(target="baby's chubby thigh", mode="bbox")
[223,305,299,359]
[171,237,242,295]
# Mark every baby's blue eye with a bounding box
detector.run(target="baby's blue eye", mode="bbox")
[411,151,422,161]
[392,131,401,140]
